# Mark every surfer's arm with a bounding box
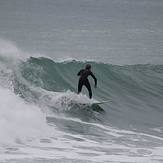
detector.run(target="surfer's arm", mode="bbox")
[77,69,84,76]
[90,72,97,86]
[77,70,81,76]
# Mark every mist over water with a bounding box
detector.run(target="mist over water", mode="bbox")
[0,0,163,162]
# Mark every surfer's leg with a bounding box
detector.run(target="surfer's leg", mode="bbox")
[78,80,83,94]
[85,81,92,99]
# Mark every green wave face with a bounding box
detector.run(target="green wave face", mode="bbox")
[19,57,163,97]
[5,56,163,128]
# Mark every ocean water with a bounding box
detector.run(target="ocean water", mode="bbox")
[0,0,163,163]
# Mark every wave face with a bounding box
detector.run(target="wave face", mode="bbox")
[16,57,163,127]
[0,55,163,162]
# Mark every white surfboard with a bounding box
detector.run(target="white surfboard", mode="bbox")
[74,100,110,105]
[91,100,110,105]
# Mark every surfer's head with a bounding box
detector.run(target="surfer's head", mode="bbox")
[85,64,91,70]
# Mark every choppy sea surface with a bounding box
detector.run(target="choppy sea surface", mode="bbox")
[0,0,163,162]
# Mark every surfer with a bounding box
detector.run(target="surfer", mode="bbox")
[77,64,97,99]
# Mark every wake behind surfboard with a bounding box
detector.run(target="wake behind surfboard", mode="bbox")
[44,89,109,112]
[71,100,110,112]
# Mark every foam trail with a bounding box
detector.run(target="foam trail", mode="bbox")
[39,89,97,111]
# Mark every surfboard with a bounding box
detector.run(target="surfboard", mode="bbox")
[91,100,110,105]
[74,100,110,106]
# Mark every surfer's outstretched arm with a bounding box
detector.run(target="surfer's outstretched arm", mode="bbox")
[90,72,97,87]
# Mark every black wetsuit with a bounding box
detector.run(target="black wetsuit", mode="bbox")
[77,69,97,99]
